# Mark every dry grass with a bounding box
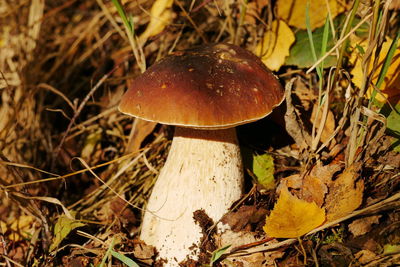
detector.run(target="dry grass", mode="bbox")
[0,0,399,266]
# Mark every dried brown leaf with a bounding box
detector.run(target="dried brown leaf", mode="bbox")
[301,174,328,207]
[126,119,157,152]
[348,215,381,237]
[133,239,156,265]
[217,230,284,267]
[310,104,336,144]
[279,163,339,207]
[221,206,267,232]
[325,164,365,222]
[284,78,312,149]
[354,250,377,265]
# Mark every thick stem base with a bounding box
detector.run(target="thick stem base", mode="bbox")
[140,127,243,265]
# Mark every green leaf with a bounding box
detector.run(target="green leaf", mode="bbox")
[286,26,337,68]
[355,44,365,55]
[111,250,140,267]
[383,244,400,254]
[286,13,370,69]
[305,1,321,79]
[210,245,231,266]
[252,153,275,189]
[369,31,400,105]
[385,103,400,152]
[49,216,85,251]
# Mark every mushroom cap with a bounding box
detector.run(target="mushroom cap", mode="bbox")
[119,43,284,129]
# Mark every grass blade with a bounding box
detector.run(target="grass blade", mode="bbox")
[111,250,140,267]
[305,1,322,80]
[111,0,133,34]
[210,244,231,266]
[369,30,400,106]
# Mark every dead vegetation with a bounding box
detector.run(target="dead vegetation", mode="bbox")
[0,0,399,266]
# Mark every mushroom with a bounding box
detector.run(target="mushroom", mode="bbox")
[119,43,284,265]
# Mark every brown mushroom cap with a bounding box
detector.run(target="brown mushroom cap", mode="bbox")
[119,43,284,129]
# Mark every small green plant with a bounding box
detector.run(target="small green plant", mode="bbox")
[98,237,139,267]
[110,0,146,72]
[207,245,231,266]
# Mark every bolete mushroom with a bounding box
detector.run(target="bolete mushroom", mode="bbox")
[119,43,284,265]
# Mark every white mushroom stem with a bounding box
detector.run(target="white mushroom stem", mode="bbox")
[140,127,243,265]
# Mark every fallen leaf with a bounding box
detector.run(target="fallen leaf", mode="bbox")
[383,103,400,152]
[277,0,345,30]
[81,129,102,161]
[132,239,156,265]
[348,215,381,237]
[243,0,269,25]
[301,174,328,207]
[221,205,267,232]
[310,104,336,144]
[66,256,92,267]
[139,0,174,43]
[126,119,157,152]
[254,20,295,71]
[292,78,317,110]
[278,163,339,207]
[350,36,400,104]
[325,164,364,222]
[222,249,283,267]
[110,197,137,225]
[319,243,353,265]
[308,162,342,185]
[383,244,400,254]
[278,174,302,191]
[1,215,35,241]
[252,153,275,189]
[389,0,400,10]
[217,230,284,267]
[49,216,85,252]
[285,23,337,68]
[264,186,326,238]
[3,241,28,263]
[354,250,377,265]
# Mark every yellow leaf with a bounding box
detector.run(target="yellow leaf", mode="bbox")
[49,216,85,251]
[264,186,325,238]
[350,37,400,103]
[325,164,364,222]
[254,20,295,71]
[0,220,7,234]
[2,215,35,241]
[81,129,102,161]
[139,0,174,43]
[277,0,345,30]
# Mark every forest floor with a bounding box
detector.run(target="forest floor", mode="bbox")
[0,0,399,266]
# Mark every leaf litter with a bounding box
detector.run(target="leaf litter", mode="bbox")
[0,0,399,266]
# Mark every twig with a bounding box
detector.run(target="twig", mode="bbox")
[51,67,118,169]
[229,237,275,254]
[306,13,373,74]
[4,150,141,189]
[0,229,12,267]
[311,68,334,152]
[175,0,208,43]
[0,255,23,267]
